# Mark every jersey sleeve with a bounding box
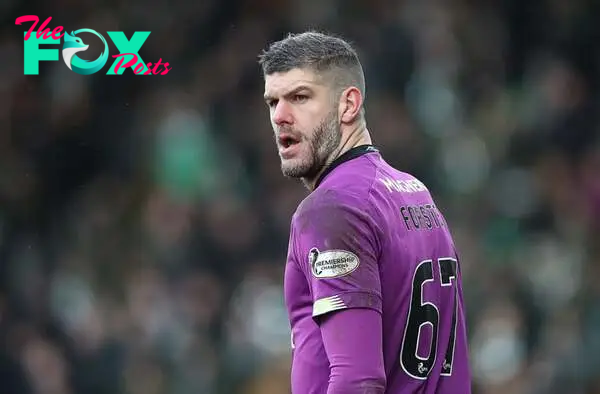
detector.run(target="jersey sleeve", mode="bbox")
[320,308,386,393]
[292,194,382,318]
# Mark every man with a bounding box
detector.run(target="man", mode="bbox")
[258,31,471,394]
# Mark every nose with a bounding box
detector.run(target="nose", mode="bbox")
[272,100,293,126]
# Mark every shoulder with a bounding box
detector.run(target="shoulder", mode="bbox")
[294,185,366,221]
[290,183,381,244]
[290,154,389,239]
[300,159,380,214]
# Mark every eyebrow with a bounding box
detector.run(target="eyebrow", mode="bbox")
[264,85,312,101]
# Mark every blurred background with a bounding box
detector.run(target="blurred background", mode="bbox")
[1,0,599,393]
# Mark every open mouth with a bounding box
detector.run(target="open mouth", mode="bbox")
[278,134,301,149]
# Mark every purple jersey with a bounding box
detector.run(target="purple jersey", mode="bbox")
[284,145,471,393]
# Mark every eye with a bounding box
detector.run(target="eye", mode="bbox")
[266,99,278,108]
[292,94,308,103]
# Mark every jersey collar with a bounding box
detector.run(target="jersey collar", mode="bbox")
[314,145,379,189]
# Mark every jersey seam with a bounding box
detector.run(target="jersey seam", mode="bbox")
[364,154,387,256]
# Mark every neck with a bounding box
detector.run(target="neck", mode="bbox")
[303,123,372,191]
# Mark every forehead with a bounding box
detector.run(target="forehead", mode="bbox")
[264,68,323,96]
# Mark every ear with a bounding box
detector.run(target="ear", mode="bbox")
[338,86,363,124]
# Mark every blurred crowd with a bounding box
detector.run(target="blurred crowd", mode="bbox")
[0,0,599,393]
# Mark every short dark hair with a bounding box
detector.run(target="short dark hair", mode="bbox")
[258,31,366,98]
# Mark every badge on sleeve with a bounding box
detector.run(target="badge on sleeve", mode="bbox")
[308,247,360,279]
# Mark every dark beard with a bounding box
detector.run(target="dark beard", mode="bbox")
[281,109,341,179]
